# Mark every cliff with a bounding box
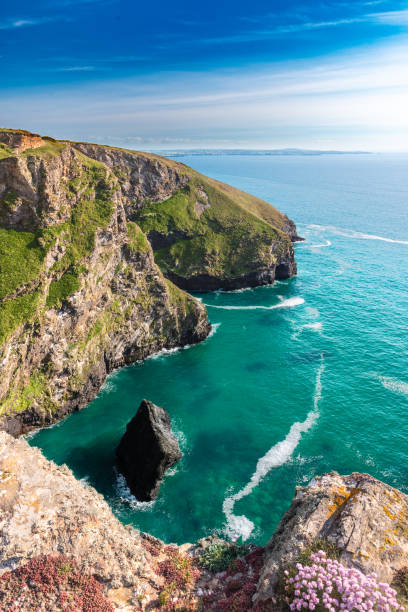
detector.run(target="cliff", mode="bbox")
[1,433,407,610]
[72,141,300,290]
[0,130,209,435]
[0,128,299,432]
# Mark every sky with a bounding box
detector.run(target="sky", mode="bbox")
[1,0,408,150]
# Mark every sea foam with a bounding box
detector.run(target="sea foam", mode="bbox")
[222,356,325,541]
[205,296,304,311]
[377,375,408,396]
[308,224,408,246]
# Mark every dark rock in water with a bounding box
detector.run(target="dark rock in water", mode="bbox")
[115,399,182,501]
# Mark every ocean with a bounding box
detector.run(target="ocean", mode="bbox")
[29,152,408,545]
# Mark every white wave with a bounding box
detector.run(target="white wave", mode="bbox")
[146,346,185,361]
[307,224,408,246]
[292,321,323,341]
[309,240,332,248]
[223,357,325,541]
[304,322,323,331]
[208,322,221,338]
[99,379,117,395]
[296,239,331,248]
[172,426,188,453]
[115,471,156,511]
[377,375,408,396]
[305,306,320,318]
[205,296,304,311]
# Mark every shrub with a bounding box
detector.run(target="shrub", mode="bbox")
[156,546,200,611]
[199,541,250,573]
[282,550,402,611]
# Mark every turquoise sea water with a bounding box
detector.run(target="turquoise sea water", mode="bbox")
[30,153,408,545]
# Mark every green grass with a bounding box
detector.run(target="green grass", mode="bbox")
[46,272,81,309]
[0,128,41,136]
[0,372,46,417]
[21,140,67,159]
[134,175,287,281]
[126,221,150,254]
[0,229,45,299]
[0,291,41,345]
[198,541,250,573]
[0,143,13,160]
[51,161,116,273]
[0,148,117,354]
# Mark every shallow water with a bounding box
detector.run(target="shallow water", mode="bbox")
[30,153,408,545]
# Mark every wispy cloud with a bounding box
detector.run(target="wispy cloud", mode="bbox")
[369,9,408,24]
[56,66,97,72]
[0,16,62,30]
[196,8,408,45]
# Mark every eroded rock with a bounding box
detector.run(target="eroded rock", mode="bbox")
[254,472,408,604]
[116,399,182,501]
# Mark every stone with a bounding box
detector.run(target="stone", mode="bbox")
[254,471,408,604]
[115,399,182,501]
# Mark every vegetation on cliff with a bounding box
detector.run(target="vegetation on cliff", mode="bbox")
[0,129,210,430]
[133,174,291,288]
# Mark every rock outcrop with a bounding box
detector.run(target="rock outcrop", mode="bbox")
[0,431,146,585]
[0,129,45,154]
[254,472,408,605]
[0,431,206,609]
[116,399,182,501]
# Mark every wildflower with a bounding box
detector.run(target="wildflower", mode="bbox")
[284,551,402,611]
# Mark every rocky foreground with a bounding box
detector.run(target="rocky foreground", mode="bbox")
[0,432,407,611]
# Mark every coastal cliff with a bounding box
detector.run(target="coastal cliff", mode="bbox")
[0,131,210,435]
[0,128,299,433]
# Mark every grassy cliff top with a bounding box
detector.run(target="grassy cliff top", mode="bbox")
[0,129,290,232]
[0,128,297,292]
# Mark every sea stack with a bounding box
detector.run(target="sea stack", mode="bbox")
[115,399,182,501]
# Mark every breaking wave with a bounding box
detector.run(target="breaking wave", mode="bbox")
[308,225,408,246]
[297,239,332,248]
[205,297,305,311]
[292,321,323,341]
[222,356,325,541]
[115,471,156,512]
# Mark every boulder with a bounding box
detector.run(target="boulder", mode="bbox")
[115,399,182,501]
[254,472,408,604]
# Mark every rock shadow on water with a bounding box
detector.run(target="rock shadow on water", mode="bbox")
[245,361,269,373]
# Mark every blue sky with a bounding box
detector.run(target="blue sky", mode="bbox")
[1,0,408,149]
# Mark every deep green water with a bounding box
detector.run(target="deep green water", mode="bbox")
[30,153,408,545]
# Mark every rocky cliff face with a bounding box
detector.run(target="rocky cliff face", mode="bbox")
[0,431,200,609]
[72,141,300,291]
[0,132,209,435]
[0,129,299,432]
